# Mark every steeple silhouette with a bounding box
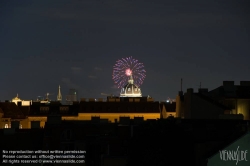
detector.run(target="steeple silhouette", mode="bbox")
[57,85,62,101]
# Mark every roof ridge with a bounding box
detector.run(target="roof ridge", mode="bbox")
[194,93,230,110]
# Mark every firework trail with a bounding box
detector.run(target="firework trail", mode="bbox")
[113,56,146,88]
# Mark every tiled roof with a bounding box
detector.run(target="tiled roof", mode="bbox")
[160,102,176,112]
[0,102,26,119]
[209,85,250,99]
[194,93,230,110]
[18,106,30,116]
[79,102,160,113]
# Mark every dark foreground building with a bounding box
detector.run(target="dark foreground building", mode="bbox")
[176,81,250,120]
[1,116,249,166]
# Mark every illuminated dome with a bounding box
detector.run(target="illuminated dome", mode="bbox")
[120,75,142,97]
[12,94,22,105]
[12,94,21,101]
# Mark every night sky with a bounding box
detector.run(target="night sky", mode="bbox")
[1,0,249,101]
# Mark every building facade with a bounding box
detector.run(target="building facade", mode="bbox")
[207,81,250,120]
[0,97,161,129]
[176,88,230,119]
[175,81,250,120]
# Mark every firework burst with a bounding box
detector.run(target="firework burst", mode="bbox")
[113,56,146,88]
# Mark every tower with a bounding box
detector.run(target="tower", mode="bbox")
[57,85,62,101]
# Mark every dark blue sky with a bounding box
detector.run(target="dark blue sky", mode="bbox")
[0,0,249,101]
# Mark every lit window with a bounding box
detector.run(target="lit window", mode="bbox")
[128,88,131,91]
[4,124,8,128]
[19,124,22,129]
[135,88,137,91]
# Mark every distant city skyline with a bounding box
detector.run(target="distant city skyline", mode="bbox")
[0,0,249,101]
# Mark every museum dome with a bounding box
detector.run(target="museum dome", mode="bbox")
[12,94,21,101]
[120,75,142,97]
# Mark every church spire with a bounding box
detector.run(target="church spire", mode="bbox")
[57,85,62,101]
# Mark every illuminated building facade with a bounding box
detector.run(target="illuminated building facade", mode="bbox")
[0,97,160,128]
[78,98,159,122]
[11,94,32,106]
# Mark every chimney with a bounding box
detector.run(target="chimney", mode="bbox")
[187,88,193,94]
[240,81,250,86]
[181,78,183,91]
[179,78,183,96]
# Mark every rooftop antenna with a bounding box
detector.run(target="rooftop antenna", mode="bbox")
[181,78,183,91]
[179,78,184,96]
